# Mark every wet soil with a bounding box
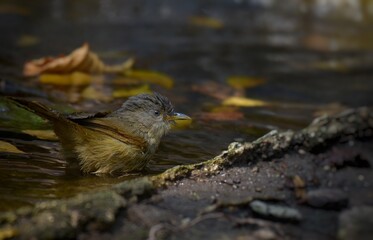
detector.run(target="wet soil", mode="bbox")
[1,108,372,240]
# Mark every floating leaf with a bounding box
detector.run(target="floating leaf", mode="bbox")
[22,130,58,141]
[124,70,174,89]
[113,84,151,98]
[0,140,24,153]
[223,97,268,107]
[0,227,18,239]
[39,72,92,86]
[227,76,265,89]
[191,81,242,100]
[189,16,224,29]
[23,43,107,76]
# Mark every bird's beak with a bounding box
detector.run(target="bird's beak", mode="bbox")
[167,112,191,121]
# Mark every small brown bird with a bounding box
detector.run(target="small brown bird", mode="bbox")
[10,93,190,175]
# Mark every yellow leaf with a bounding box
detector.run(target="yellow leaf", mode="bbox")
[113,84,151,98]
[172,118,193,130]
[16,35,40,47]
[0,140,24,154]
[222,97,268,107]
[0,227,18,240]
[227,76,265,89]
[22,130,58,141]
[124,70,174,89]
[39,72,92,86]
[189,16,224,29]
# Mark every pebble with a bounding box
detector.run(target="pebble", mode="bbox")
[306,188,348,209]
[250,200,302,222]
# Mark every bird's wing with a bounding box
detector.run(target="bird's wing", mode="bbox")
[66,111,111,120]
[72,117,147,151]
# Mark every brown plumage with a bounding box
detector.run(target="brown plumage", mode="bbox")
[9,93,190,175]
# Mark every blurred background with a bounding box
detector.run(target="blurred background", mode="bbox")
[0,0,373,210]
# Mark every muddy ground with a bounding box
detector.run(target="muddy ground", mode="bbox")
[0,108,372,240]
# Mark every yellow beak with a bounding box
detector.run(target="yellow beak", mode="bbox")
[167,112,191,121]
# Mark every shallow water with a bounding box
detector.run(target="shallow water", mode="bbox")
[0,0,373,211]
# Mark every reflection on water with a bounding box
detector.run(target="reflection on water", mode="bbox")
[1,0,373,211]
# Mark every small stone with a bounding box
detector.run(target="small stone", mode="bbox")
[255,187,262,192]
[306,189,348,210]
[251,167,259,173]
[298,149,306,155]
[250,200,302,222]
[338,206,373,240]
[358,175,364,181]
[253,228,277,240]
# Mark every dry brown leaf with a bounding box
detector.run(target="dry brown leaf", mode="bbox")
[191,81,243,100]
[23,43,120,76]
[0,140,24,153]
[293,175,307,201]
[22,130,58,141]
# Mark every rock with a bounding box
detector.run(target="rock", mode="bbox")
[249,200,302,222]
[306,189,348,209]
[338,206,373,240]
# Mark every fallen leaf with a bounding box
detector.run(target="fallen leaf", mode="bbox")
[23,43,104,76]
[22,130,58,141]
[113,84,151,98]
[0,227,18,239]
[191,81,243,100]
[124,70,174,89]
[0,140,24,153]
[293,175,305,188]
[39,72,92,86]
[222,97,268,107]
[293,175,306,201]
[189,16,224,29]
[227,76,265,89]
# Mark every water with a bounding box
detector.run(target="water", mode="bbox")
[0,0,373,211]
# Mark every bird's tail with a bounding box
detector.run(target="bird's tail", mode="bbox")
[8,97,67,124]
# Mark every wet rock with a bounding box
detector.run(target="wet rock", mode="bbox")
[306,189,348,209]
[249,200,302,222]
[338,206,373,240]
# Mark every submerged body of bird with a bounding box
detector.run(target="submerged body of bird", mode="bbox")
[10,93,190,175]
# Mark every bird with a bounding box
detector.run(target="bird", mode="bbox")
[9,93,190,175]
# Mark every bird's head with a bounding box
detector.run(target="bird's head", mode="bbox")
[109,93,190,144]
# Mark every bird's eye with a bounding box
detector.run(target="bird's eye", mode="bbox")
[154,110,160,116]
